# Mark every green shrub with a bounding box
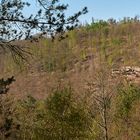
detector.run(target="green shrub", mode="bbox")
[42,87,92,140]
[114,83,140,139]
[15,88,93,140]
[116,84,140,119]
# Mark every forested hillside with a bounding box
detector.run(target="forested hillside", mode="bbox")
[1,18,140,139]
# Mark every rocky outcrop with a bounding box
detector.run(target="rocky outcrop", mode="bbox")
[112,66,140,82]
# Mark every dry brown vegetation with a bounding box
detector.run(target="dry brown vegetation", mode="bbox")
[1,18,140,139]
[3,18,140,97]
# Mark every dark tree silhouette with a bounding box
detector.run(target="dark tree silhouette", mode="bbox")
[0,76,15,94]
[0,0,87,94]
[0,0,87,60]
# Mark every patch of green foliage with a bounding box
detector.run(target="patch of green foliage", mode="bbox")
[116,84,140,119]
[3,87,93,140]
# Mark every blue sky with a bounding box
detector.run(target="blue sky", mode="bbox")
[24,0,140,24]
[63,0,140,23]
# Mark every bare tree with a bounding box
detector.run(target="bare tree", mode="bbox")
[85,52,119,140]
